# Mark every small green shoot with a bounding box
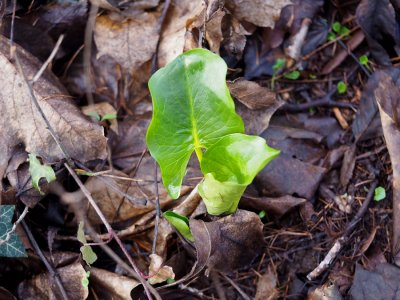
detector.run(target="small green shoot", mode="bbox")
[167,278,175,284]
[359,55,369,65]
[284,70,301,80]
[100,113,117,121]
[86,111,101,121]
[328,22,350,41]
[258,210,266,219]
[332,22,341,33]
[28,154,56,194]
[271,58,285,90]
[309,73,317,80]
[163,211,194,242]
[77,222,98,265]
[337,81,347,94]
[374,186,386,202]
[81,271,90,288]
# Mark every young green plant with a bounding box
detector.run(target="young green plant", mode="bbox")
[146,49,279,220]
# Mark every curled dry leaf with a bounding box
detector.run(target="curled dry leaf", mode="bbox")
[148,254,175,284]
[90,267,139,300]
[190,209,264,273]
[0,36,107,187]
[18,262,88,300]
[225,0,292,28]
[308,282,342,300]
[94,12,160,74]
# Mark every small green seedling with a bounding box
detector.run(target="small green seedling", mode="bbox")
[100,113,117,121]
[77,221,98,266]
[271,58,286,90]
[28,154,56,194]
[359,55,369,65]
[374,186,386,202]
[146,49,279,217]
[328,21,350,41]
[284,70,301,80]
[81,271,90,288]
[337,81,347,94]
[258,210,266,219]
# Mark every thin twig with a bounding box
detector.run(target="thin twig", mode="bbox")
[220,273,251,300]
[9,0,17,58]
[307,180,378,280]
[151,0,171,73]
[33,34,65,82]
[84,3,98,107]
[0,206,29,245]
[152,161,160,254]
[21,220,69,300]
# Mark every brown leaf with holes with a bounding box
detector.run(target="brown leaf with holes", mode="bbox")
[0,36,107,188]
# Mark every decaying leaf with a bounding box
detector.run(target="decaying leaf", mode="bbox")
[356,0,399,66]
[18,262,88,300]
[190,209,264,272]
[350,263,400,300]
[225,0,292,28]
[0,35,107,187]
[148,254,175,284]
[90,267,139,300]
[94,12,160,73]
[228,78,277,110]
[374,71,400,264]
[62,169,171,224]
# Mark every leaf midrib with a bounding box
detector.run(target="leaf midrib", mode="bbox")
[182,57,203,160]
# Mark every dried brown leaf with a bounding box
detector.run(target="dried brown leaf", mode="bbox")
[18,262,88,300]
[190,209,264,272]
[158,0,204,66]
[94,13,159,73]
[90,267,139,299]
[225,0,292,28]
[0,36,107,187]
[255,267,279,300]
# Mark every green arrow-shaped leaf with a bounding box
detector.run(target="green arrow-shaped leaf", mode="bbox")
[199,133,280,215]
[163,211,194,242]
[0,205,27,257]
[146,49,244,199]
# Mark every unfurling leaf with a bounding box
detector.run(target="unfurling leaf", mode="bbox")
[163,211,194,241]
[146,48,244,199]
[28,154,56,194]
[199,133,280,215]
[77,222,97,265]
[0,205,27,257]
